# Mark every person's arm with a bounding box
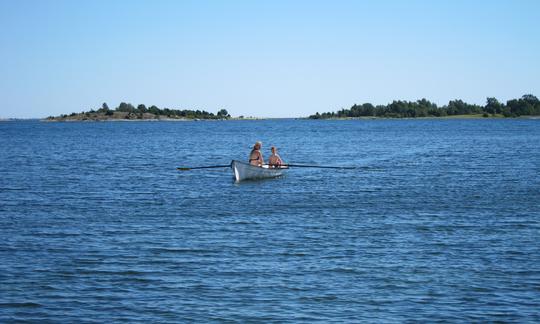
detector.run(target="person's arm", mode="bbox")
[259,152,264,165]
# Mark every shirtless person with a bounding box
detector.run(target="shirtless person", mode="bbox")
[249,141,264,166]
[268,146,283,168]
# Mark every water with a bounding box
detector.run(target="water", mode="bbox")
[1,119,539,322]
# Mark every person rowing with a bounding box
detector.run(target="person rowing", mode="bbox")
[249,141,264,166]
[268,146,284,168]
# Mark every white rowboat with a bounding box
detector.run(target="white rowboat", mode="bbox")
[231,160,287,182]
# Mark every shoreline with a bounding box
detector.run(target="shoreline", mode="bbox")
[41,117,272,122]
[305,114,540,120]
[2,115,539,122]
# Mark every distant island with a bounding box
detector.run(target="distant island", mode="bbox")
[309,94,540,119]
[46,103,231,121]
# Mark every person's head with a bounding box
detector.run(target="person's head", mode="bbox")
[271,146,277,154]
[254,141,262,150]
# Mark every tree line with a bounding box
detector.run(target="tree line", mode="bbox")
[309,95,540,119]
[59,102,231,119]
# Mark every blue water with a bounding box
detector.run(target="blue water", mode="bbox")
[1,119,539,322]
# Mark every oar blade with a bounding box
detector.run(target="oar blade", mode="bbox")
[283,164,358,169]
[176,164,232,171]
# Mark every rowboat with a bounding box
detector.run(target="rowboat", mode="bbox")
[231,160,287,182]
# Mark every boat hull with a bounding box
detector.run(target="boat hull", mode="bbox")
[231,160,286,182]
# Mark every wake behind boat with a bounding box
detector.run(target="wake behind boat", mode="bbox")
[231,160,287,182]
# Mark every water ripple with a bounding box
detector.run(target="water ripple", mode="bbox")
[0,119,539,322]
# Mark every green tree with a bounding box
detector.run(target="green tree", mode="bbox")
[507,97,535,116]
[148,105,160,115]
[117,102,136,113]
[485,97,502,114]
[97,102,110,113]
[361,103,375,116]
[521,94,539,105]
[416,98,435,117]
[137,104,147,113]
[217,109,230,118]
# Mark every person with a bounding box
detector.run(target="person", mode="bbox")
[268,146,283,168]
[249,141,264,166]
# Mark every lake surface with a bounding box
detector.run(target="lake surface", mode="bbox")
[1,119,539,322]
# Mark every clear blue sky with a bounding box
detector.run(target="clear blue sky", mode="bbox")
[1,0,539,118]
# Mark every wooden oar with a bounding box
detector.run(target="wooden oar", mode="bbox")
[177,163,231,171]
[280,163,357,169]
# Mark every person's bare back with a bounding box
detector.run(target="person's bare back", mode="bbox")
[249,141,264,166]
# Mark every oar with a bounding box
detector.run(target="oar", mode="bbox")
[280,163,357,169]
[177,163,231,171]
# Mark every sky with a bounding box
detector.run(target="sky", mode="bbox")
[0,0,539,118]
